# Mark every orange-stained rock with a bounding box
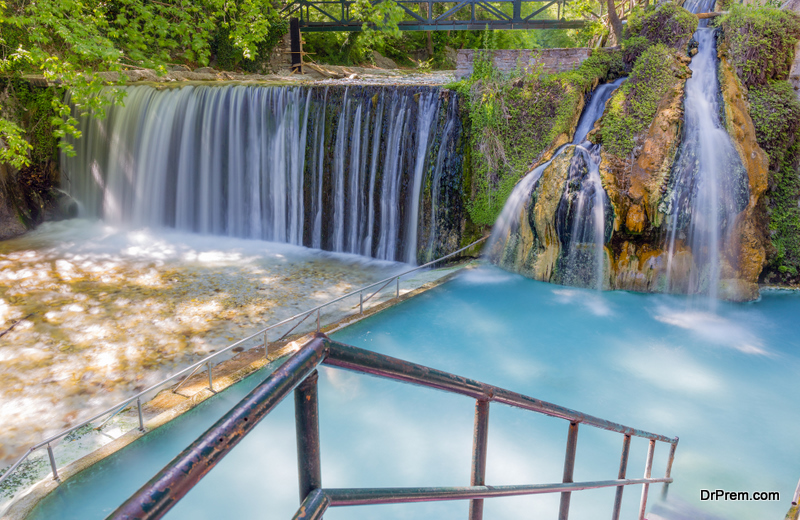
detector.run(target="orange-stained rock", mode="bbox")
[718,56,769,301]
[532,151,573,280]
[625,204,647,233]
[628,77,686,228]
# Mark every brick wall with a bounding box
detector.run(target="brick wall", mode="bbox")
[455,48,592,79]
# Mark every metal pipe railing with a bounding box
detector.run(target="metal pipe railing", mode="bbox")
[468,399,490,520]
[0,237,486,491]
[323,340,675,443]
[108,333,678,520]
[793,476,800,505]
[322,479,674,505]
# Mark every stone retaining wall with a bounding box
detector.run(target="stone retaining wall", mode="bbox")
[455,48,592,79]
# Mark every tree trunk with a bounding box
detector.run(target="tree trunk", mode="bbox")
[607,0,624,45]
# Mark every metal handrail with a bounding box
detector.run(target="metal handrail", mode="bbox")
[109,334,678,520]
[0,237,486,489]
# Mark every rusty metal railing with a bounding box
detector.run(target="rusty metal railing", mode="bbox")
[109,334,679,520]
[793,477,800,506]
[0,237,485,494]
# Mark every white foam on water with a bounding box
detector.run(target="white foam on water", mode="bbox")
[653,306,769,356]
[551,287,615,316]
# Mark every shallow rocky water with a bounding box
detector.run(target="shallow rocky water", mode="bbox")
[0,219,408,469]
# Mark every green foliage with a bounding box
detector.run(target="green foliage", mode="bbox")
[720,6,800,89]
[598,44,682,157]
[213,17,287,72]
[749,81,800,281]
[625,2,697,51]
[0,0,285,168]
[0,118,31,169]
[450,47,623,225]
[2,79,60,165]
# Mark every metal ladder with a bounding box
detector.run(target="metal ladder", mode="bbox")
[109,333,678,520]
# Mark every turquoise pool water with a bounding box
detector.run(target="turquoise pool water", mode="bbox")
[27,265,800,519]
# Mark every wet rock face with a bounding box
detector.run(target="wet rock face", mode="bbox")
[491,42,769,301]
[596,49,766,301]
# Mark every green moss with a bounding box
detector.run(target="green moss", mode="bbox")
[597,44,683,158]
[749,81,800,282]
[626,2,698,52]
[9,81,61,165]
[719,6,800,89]
[0,79,62,166]
[449,48,624,226]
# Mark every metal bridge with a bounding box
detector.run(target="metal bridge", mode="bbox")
[281,0,586,32]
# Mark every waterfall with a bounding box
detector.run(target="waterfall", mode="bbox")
[557,145,610,290]
[487,78,625,289]
[62,84,458,264]
[663,3,749,302]
[425,100,459,262]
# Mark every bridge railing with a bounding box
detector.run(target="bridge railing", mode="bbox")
[110,334,679,520]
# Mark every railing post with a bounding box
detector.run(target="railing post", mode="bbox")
[661,438,678,500]
[46,443,59,481]
[264,330,268,359]
[206,362,214,392]
[612,434,631,520]
[360,291,363,314]
[396,277,399,299]
[468,399,490,520]
[137,397,144,431]
[295,370,322,502]
[638,439,656,520]
[558,421,579,520]
[794,476,800,505]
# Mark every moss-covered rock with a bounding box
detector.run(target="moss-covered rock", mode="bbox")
[749,81,800,283]
[626,2,699,52]
[594,45,691,158]
[719,6,800,88]
[717,6,800,285]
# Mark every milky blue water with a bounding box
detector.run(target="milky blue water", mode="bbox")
[26,265,800,520]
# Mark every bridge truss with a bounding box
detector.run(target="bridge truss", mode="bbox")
[281,0,587,32]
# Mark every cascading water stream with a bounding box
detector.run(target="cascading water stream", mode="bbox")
[487,77,625,289]
[559,145,608,290]
[62,85,458,264]
[663,0,748,304]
